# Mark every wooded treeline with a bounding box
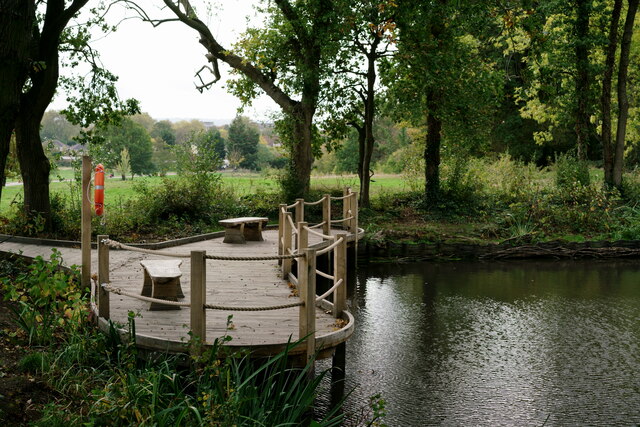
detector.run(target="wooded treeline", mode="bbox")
[2,0,640,228]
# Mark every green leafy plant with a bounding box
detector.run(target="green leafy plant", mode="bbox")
[1,249,82,345]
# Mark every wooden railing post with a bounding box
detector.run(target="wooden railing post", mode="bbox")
[350,191,359,234]
[278,204,286,266]
[295,199,305,225]
[299,248,316,365]
[342,187,350,230]
[81,156,92,291]
[190,250,207,354]
[297,222,308,279]
[322,194,331,237]
[97,235,110,320]
[333,234,347,318]
[282,212,293,279]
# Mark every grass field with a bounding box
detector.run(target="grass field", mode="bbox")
[0,171,410,213]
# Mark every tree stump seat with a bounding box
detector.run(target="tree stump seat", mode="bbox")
[140,259,184,311]
[219,217,269,244]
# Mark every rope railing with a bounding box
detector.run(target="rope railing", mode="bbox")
[316,278,343,303]
[103,238,303,262]
[316,269,334,280]
[205,300,304,311]
[330,194,351,201]
[102,239,191,258]
[331,216,354,223]
[304,226,335,241]
[288,272,299,286]
[308,221,326,229]
[102,283,191,307]
[316,236,344,256]
[303,198,325,206]
[286,201,299,209]
[287,214,297,232]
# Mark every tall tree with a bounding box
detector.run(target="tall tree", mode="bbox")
[227,116,259,170]
[388,0,500,200]
[0,0,33,196]
[323,0,396,207]
[93,117,155,177]
[601,0,623,186]
[612,0,640,186]
[574,0,593,160]
[133,0,339,198]
[0,0,138,228]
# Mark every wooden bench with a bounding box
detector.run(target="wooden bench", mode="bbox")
[219,217,269,244]
[140,259,184,311]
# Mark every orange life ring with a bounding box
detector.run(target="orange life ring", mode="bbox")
[95,164,105,216]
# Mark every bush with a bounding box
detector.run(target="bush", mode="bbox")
[555,152,590,189]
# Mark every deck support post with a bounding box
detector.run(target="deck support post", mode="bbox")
[97,234,110,320]
[190,250,207,355]
[299,248,317,366]
[81,156,91,292]
[322,194,331,237]
[333,233,347,318]
[295,198,305,225]
[278,204,286,266]
[282,212,293,279]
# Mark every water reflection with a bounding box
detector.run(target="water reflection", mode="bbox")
[320,260,640,426]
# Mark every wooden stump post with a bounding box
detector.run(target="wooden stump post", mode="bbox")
[295,198,305,225]
[190,250,207,355]
[333,233,347,318]
[282,212,293,279]
[81,156,92,292]
[299,248,316,365]
[97,234,110,320]
[322,194,331,237]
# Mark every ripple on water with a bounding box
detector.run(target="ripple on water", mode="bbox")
[319,260,640,426]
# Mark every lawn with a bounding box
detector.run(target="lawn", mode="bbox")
[0,172,410,213]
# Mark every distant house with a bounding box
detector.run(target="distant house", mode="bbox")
[44,139,86,164]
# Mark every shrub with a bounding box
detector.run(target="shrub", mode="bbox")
[555,152,590,189]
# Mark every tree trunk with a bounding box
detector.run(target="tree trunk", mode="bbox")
[574,0,592,160]
[0,0,34,199]
[360,45,378,209]
[613,0,639,187]
[425,90,442,201]
[601,0,622,186]
[15,111,51,222]
[287,105,314,198]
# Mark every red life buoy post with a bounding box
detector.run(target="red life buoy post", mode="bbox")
[95,164,105,216]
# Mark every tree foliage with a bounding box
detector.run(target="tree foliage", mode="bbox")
[93,117,154,177]
[227,116,260,170]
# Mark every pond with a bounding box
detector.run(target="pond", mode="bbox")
[318,259,640,426]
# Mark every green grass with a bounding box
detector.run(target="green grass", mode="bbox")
[0,172,411,214]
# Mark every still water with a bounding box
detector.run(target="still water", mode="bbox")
[319,259,640,426]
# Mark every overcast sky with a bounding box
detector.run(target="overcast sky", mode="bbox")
[49,0,277,123]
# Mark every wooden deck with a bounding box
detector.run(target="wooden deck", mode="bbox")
[0,229,356,358]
